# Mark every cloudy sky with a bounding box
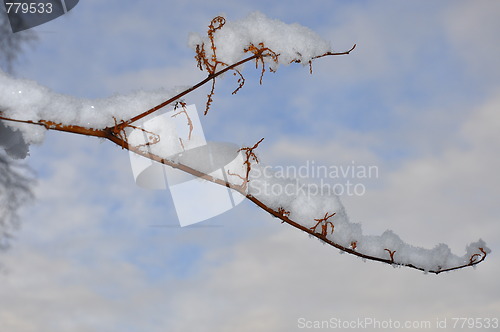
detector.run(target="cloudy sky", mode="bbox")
[1,0,499,331]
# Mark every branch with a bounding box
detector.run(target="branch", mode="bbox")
[0,15,488,275]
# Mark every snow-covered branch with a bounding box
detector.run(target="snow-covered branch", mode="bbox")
[0,12,489,273]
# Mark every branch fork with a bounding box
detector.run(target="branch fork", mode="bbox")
[310,212,336,237]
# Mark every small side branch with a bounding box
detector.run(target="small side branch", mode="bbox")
[469,247,487,265]
[244,42,280,84]
[310,212,336,237]
[172,101,194,140]
[227,137,265,191]
[277,207,291,218]
[239,137,264,183]
[384,249,396,263]
[292,44,357,74]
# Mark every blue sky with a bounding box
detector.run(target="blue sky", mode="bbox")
[1,1,500,331]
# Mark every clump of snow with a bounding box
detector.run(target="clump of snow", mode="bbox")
[0,69,178,157]
[188,11,333,71]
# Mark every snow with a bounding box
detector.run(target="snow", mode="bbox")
[188,12,333,71]
[0,12,490,272]
[244,162,490,271]
[0,69,177,154]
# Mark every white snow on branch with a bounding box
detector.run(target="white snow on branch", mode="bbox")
[1,11,332,154]
[0,12,490,273]
[244,163,490,272]
[0,69,177,153]
[188,11,332,70]
[165,145,489,273]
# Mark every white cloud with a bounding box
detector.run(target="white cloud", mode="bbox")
[0,132,179,331]
[165,225,499,332]
[444,0,500,89]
